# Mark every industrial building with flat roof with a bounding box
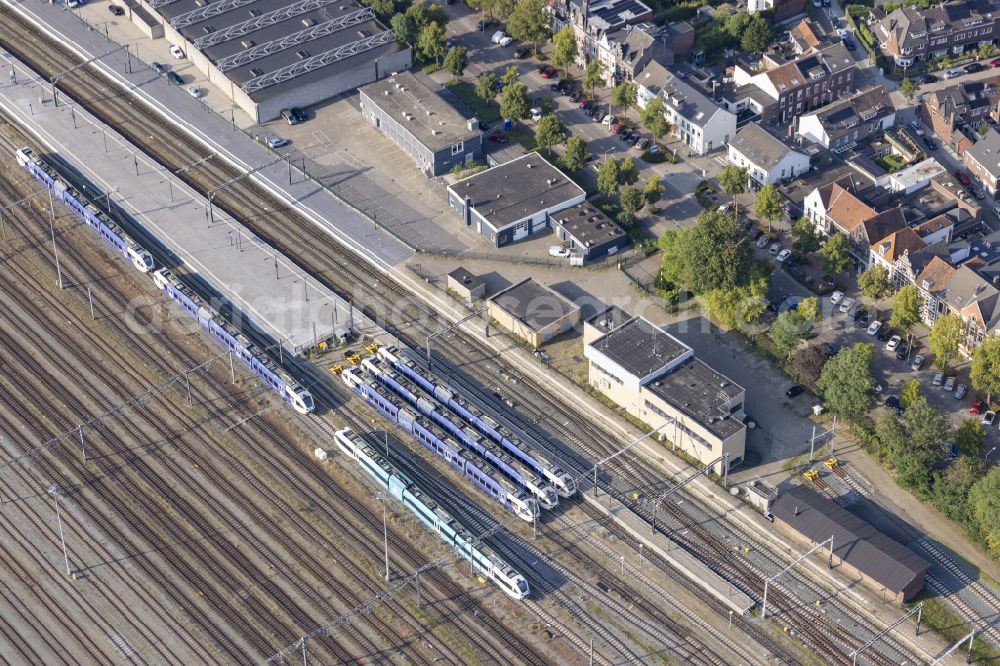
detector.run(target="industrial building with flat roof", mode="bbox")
[584,315,747,472]
[136,0,411,122]
[770,485,929,602]
[359,72,484,176]
[550,202,627,260]
[446,153,586,247]
[487,278,581,348]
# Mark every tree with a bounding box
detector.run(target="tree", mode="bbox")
[875,411,906,462]
[505,0,550,53]
[443,46,468,77]
[821,233,853,274]
[979,42,995,60]
[418,21,447,64]
[597,158,620,196]
[970,335,1000,403]
[718,166,748,216]
[611,81,637,119]
[890,284,924,333]
[583,60,604,97]
[552,26,578,77]
[901,379,923,409]
[789,344,832,391]
[969,467,1000,558]
[493,0,516,19]
[640,96,669,140]
[770,309,810,357]
[701,279,769,331]
[499,81,528,121]
[466,0,496,19]
[563,136,587,172]
[643,175,664,207]
[658,228,685,285]
[929,313,963,371]
[534,114,564,155]
[501,65,520,89]
[366,0,395,17]
[724,13,752,39]
[858,264,893,302]
[741,15,774,53]
[798,297,820,325]
[817,342,877,419]
[618,156,638,186]
[475,72,498,103]
[791,216,820,253]
[619,186,643,226]
[900,78,918,101]
[955,419,986,456]
[678,210,755,294]
[753,184,783,233]
[391,13,413,44]
[897,397,951,493]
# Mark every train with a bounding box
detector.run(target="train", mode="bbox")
[361,355,559,511]
[341,367,538,522]
[152,268,315,415]
[16,146,154,273]
[333,427,530,600]
[376,346,577,497]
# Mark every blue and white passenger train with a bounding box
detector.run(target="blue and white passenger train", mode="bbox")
[333,427,530,600]
[152,268,315,415]
[341,367,539,522]
[16,146,154,273]
[377,346,578,498]
[361,355,559,511]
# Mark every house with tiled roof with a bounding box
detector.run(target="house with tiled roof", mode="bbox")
[962,128,1000,195]
[726,42,857,126]
[550,0,656,79]
[727,123,811,187]
[920,76,1000,155]
[789,18,823,55]
[875,0,1000,68]
[797,86,896,152]
[917,255,960,325]
[936,265,1000,353]
[748,0,807,22]
[591,22,694,86]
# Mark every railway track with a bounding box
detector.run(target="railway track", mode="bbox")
[0,7,941,664]
[0,160,546,665]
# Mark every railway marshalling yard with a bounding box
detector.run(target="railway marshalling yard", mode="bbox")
[0,2,991,665]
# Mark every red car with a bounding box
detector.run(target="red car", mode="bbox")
[540,66,556,79]
[956,169,972,186]
[488,130,507,143]
[611,123,623,134]
[971,400,983,415]
[992,57,1000,67]
[578,97,589,108]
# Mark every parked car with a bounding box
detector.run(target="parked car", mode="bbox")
[578,97,589,108]
[923,137,937,151]
[569,91,582,103]
[932,372,944,386]
[151,61,165,75]
[839,296,856,313]
[290,107,307,124]
[108,3,124,15]
[877,326,894,342]
[922,74,938,83]
[530,107,542,121]
[944,69,963,79]
[549,245,571,258]
[603,114,617,126]
[970,184,986,200]
[954,383,968,399]
[955,169,972,186]
[265,136,288,149]
[895,344,909,360]
[477,19,490,31]
[830,290,844,305]
[982,410,997,426]
[488,130,507,143]
[498,35,513,47]
[768,242,780,255]
[611,123,624,134]
[785,385,804,398]
[513,47,529,59]
[844,38,856,50]
[886,335,902,351]
[186,85,202,98]
[992,57,1000,67]
[971,401,983,414]
[540,65,556,78]
[965,62,984,74]
[910,354,924,370]
[866,320,882,336]
[885,396,904,414]
[168,44,185,58]
[756,235,770,249]
[636,138,650,151]
[944,376,956,391]
[166,71,183,85]
[491,30,506,44]
[626,133,639,145]
[855,309,870,327]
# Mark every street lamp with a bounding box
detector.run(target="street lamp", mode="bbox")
[48,484,73,577]
[985,446,998,464]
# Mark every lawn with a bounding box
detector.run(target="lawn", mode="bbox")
[875,153,908,173]
[444,80,500,124]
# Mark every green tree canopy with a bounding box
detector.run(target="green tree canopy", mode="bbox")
[955,419,986,456]
[583,60,604,95]
[534,114,564,155]
[770,309,810,357]
[901,379,922,409]
[475,71,498,103]
[821,233,853,274]
[875,410,906,462]
[644,175,665,207]
[499,81,528,121]
[969,467,1000,557]
[618,156,638,186]
[929,313,963,371]
[701,279,769,331]
[619,186,643,226]
[505,0,550,51]
[789,344,832,391]
[890,284,924,333]
[970,335,1000,403]
[658,228,684,285]
[563,135,587,172]
[791,217,820,253]
[718,165,748,198]
[753,184,784,232]
[817,342,877,419]
[501,65,520,88]
[366,0,395,17]
[900,78,918,100]
[858,264,893,301]
[417,21,447,64]
[798,297,820,325]
[640,96,669,139]
[597,158,620,196]
[741,15,774,53]
[611,81,637,118]
[724,13,752,39]
[676,210,756,295]
[552,26,578,76]
[443,46,468,77]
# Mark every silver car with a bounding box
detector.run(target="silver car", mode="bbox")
[944,376,956,391]
[954,383,968,399]
[932,372,944,386]
[910,354,924,370]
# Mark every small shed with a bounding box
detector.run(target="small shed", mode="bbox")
[447,267,486,303]
[488,278,581,348]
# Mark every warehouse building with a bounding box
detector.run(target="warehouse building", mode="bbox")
[359,72,484,176]
[584,315,746,472]
[487,278,581,348]
[447,153,586,247]
[770,485,929,603]
[138,0,411,122]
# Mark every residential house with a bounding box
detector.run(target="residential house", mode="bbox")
[550,0,654,75]
[593,22,694,86]
[963,127,1000,194]
[636,62,736,155]
[916,255,959,325]
[727,123,811,187]
[797,86,896,152]
[936,265,1000,353]
[747,0,807,23]
[789,19,823,55]
[875,0,1000,67]
[920,76,1000,154]
[726,42,858,126]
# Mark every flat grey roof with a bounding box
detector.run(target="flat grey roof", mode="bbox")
[729,123,800,171]
[451,153,585,231]
[645,358,745,439]
[590,316,689,379]
[586,304,633,334]
[489,278,579,331]
[360,72,478,152]
[448,266,485,291]
[771,485,929,594]
[550,202,626,248]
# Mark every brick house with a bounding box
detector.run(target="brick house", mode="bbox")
[592,22,694,86]
[875,0,1000,68]
[963,127,1000,194]
[920,76,1000,155]
[550,0,653,74]
[797,85,895,152]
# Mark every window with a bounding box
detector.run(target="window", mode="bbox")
[451,141,464,155]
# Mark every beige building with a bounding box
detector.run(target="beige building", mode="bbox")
[584,315,746,473]
[487,278,581,349]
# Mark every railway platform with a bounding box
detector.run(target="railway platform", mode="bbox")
[0,51,359,353]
